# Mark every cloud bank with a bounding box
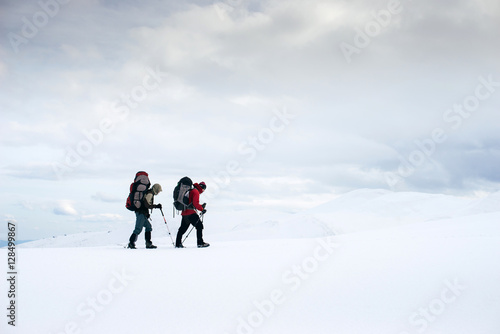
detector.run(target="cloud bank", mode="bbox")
[1,0,499,238]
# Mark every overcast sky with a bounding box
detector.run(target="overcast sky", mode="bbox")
[1,0,499,240]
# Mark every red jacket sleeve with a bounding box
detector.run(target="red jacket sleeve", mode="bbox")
[190,189,204,211]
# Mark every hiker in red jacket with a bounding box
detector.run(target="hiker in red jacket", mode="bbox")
[175,182,209,248]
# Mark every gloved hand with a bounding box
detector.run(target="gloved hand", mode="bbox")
[201,209,207,215]
[202,203,206,209]
[154,203,162,210]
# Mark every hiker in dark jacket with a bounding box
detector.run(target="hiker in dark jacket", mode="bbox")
[128,183,162,249]
[175,182,209,248]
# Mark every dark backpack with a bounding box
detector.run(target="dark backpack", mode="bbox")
[173,176,194,211]
[126,171,151,211]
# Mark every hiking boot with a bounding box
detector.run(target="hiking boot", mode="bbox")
[146,241,157,249]
[175,244,185,248]
[197,242,210,248]
[128,233,137,249]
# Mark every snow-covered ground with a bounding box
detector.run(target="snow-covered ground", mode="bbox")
[2,189,500,333]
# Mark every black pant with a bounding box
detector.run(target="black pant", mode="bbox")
[176,213,204,246]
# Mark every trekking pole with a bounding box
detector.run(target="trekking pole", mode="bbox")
[160,208,175,247]
[182,213,204,244]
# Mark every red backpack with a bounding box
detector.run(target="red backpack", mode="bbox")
[125,171,151,211]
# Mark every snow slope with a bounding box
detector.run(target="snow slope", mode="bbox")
[2,189,500,334]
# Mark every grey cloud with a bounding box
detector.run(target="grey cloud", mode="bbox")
[1,0,499,239]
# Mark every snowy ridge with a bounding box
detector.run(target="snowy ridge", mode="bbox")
[3,189,500,334]
[16,189,500,248]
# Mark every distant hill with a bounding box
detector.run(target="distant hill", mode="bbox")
[13,188,500,248]
[0,240,33,248]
